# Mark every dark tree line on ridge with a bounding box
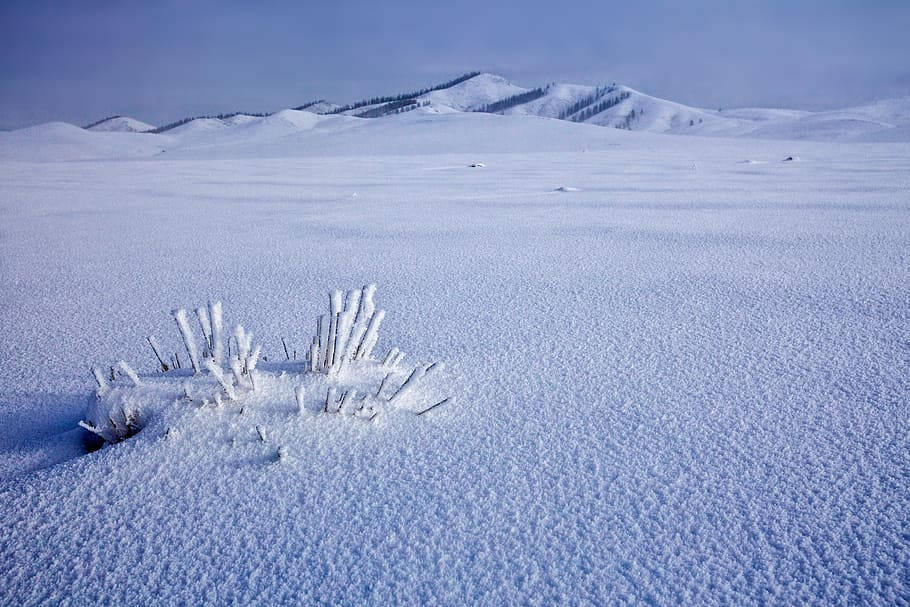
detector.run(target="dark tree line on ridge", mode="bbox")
[472,86,550,114]
[292,99,329,111]
[326,72,482,115]
[568,92,631,122]
[83,115,125,129]
[558,86,618,120]
[356,99,429,118]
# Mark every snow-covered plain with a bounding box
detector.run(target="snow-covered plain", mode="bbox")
[0,112,908,605]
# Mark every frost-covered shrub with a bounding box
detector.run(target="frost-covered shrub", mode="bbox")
[81,286,451,449]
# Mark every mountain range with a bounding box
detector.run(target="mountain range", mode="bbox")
[77,72,910,143]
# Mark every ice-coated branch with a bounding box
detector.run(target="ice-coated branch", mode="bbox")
[195,307,212,355]
[172,308,201,374]
[309,342,319,372]
[389,365,427,403]
[330,289,343,317]
[208,300,223,365]
[417,397,451,416]
[324,387,338,413]
[326,312,339,369]
[333,310,356,368]
[375,373,392,398]
[117,360,142,387]
[381,347,399,368]
[147,336,169,371]
[246,344,262,373]
[343,320,368,363]
[234,325,251,366]
[91,366,108,391]
[357,283,377,325]
[318,314,329,369]
[356,309,385,360]
[345,289,362,319]
[340,390,357,414]
[230,358,245,389]
[204,359,236,400]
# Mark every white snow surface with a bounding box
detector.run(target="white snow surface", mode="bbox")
[86,116,156,133]
[0,112,908,605]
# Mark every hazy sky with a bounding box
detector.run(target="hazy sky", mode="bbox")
[1,0,908,128]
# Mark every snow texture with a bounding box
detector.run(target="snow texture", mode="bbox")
[0,108,908,605]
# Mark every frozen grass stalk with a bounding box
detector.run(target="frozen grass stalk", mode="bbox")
[208,300,223,364]
[324,387,338,412]
[117,361,142,387]
[358,284,377,323]
[91,367,108,391]
[390,365,427,403]
[147,336,169,371]
[230,359,245,389]
[195,307,212,354]
[344,321,368,363]
[334,310,356,367]
[357,310,385,360]
[172,308,201,374]
[309,343,319,372]
[247,344,262,373]
[234,325,251,367]
[381,347,399,367]
[204,359,236,400]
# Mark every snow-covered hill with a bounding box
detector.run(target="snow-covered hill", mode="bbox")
[85,115,155,133]
[0,121,165,161]
[16,73,910,149]
[419,73,526,111]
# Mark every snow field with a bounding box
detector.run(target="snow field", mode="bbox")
[0,122,907,604]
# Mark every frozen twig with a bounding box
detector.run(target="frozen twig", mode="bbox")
[117,360,142,387]
[195,307,212,355]
[91,367,108,391]
[208,300,223,364]
[417,397,450,416]
[389,365,426,403]
[172,308,201,374]
[147,336,169,371]
[204,359,236,400]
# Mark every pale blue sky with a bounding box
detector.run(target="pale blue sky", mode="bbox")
[1,0,908,128]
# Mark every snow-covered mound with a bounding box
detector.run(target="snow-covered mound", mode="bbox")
[85,115,156,133]
[0,121,165,161]
[742,97,910,142]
